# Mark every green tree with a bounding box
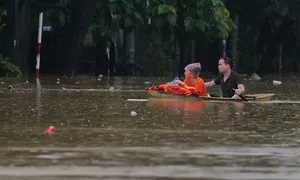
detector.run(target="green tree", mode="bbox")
[0,7,22,77]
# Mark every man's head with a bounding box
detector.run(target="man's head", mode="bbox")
[184,62,201,78]
[218,57,233,73]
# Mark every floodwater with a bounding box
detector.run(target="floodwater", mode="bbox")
[0,74,300,180]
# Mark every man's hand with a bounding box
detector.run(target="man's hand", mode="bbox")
[233,88,243,95]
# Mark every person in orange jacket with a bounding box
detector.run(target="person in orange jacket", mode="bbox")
[174,62,208,97]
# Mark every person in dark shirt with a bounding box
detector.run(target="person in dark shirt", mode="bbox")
[204,57,245,98]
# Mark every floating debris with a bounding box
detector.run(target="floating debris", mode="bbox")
[249,73,261,81]
[235,112,246,115]
[45,126,55,134]
[109,87,114,91]
[130,111,137,116]
[127,99,149,102]
[273,80,282,86]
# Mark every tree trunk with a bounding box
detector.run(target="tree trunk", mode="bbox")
[278,44,283,73]
[116,29,123,64]
[63,0,96,76]
[231,14,239,71]
[176,2,185,76]
[295,21,300,72]
[220,0,227,58]
[95,36,108,76]
[191,39,196,62]
[174,33,180,77]
[127,30,135,64]
[14,0,31,76]
[221,35,227,58]
[108,43,115,76]
[123,29,135,76]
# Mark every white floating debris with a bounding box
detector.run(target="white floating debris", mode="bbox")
[99,74,103,78]
[57,78,60,81]
[57,81,60,84]
[249,73,261,81]
[127,99,149,102]
[130,111,137,116]
[97,78,102,81]
[25,80,29,84]
[0,82,4,84]
[273,80,282,86]
[109,87,114,91]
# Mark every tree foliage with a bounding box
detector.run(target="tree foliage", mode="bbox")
[91,0,235,46]
[0,7,22,77]
[8,0,300,76]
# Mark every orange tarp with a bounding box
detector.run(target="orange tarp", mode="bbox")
[147,84,199,96]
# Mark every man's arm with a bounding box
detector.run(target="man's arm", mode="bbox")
[206,74,221,87]
[233,84,245,95]
[204,80,216,87]
[234,73,245,95]
[238,84,245,93]
[232,84,245,99]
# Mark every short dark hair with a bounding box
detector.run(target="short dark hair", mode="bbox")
[220,57,233,68]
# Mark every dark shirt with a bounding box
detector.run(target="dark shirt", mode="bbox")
[213,71,243,98]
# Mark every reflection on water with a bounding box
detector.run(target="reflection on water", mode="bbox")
[147,98,249,129]
[0,75,300,179]
[147,99,209,127]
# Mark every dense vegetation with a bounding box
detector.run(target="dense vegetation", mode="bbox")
[0,0,300,77]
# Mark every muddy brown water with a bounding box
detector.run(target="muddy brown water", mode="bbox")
[0,74,299,179]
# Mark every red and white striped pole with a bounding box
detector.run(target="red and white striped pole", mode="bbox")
[36,12,43,79]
